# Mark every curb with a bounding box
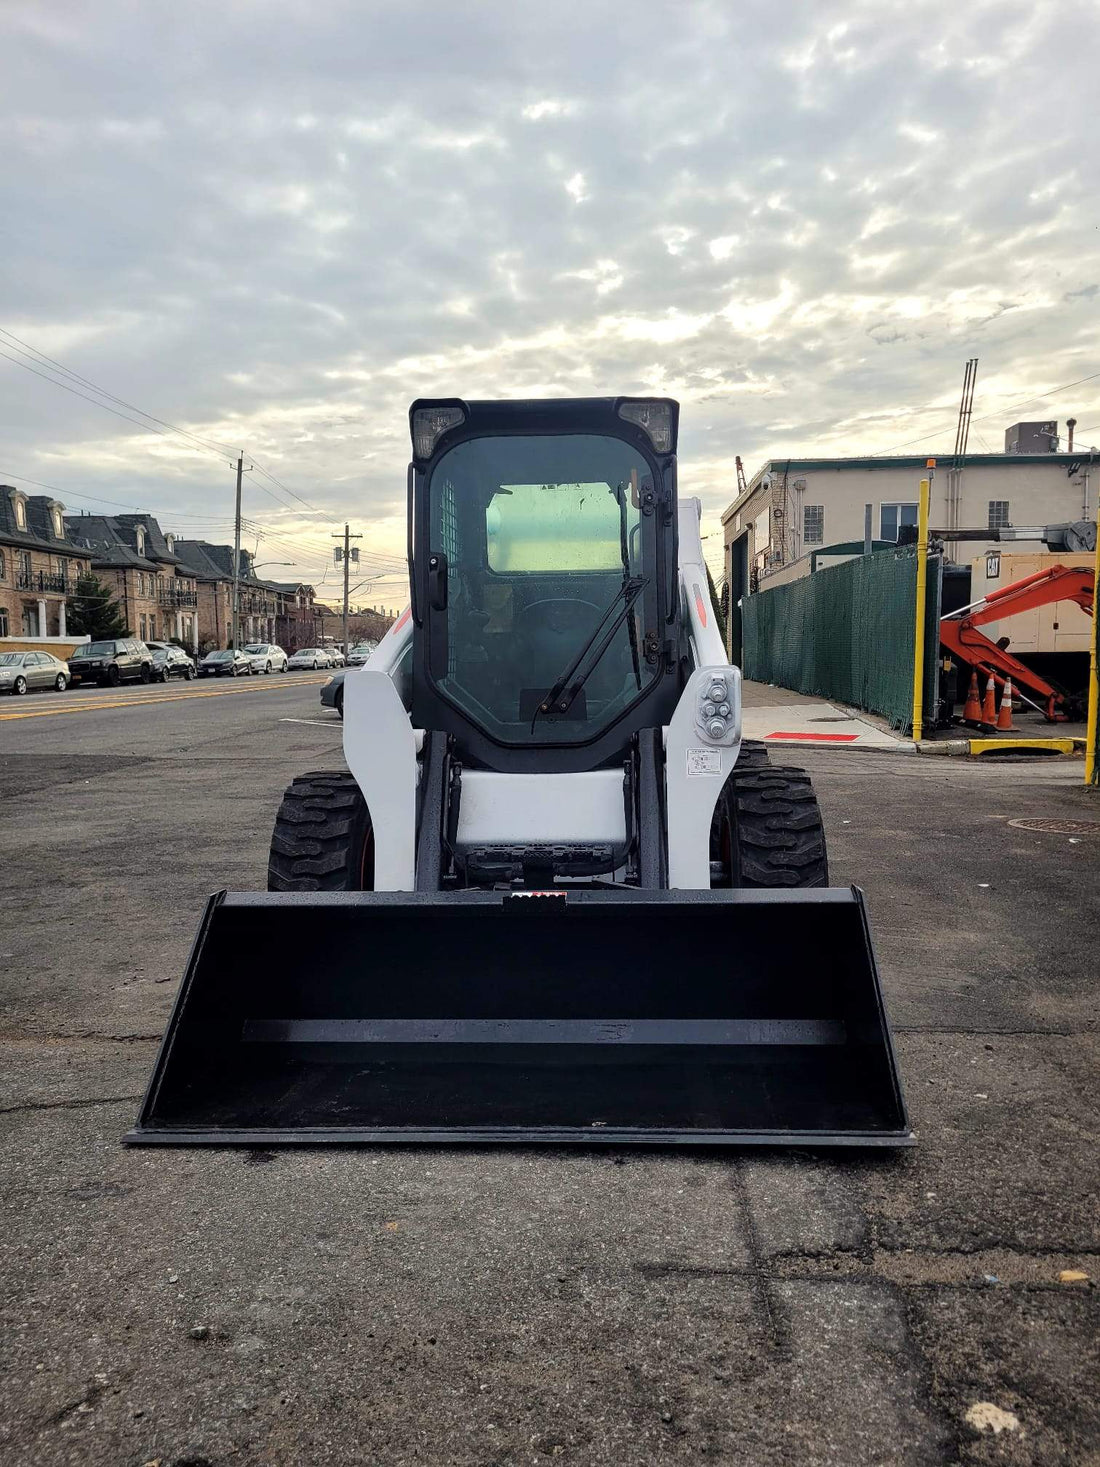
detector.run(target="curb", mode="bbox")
[760,735,917,755]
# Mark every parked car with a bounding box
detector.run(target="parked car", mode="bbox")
[146,641,197,682]
[328,648,346,667]
[321,670,345,718]
[288,647,332,670]
[67,638,153,686]
[0,649,70,695]
[198,649,253,677]
[346,642,377,667]
[242,642,289,674]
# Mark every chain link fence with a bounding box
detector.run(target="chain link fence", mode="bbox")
[742,548,942,732]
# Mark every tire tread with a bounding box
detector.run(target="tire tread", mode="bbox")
[267,771,373,891]
[729,766,829,888]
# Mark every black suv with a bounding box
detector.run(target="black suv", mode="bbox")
[146,641,197,682]
[67,638,154,687]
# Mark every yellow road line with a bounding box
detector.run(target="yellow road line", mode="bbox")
[0,677,327,721]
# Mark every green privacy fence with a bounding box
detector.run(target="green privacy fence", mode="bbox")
[742,548,942,733]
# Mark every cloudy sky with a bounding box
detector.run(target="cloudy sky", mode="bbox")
[2,0,1098,598]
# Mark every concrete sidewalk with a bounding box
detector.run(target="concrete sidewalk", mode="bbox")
[741,679,905,751]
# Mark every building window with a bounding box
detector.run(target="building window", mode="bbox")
[148,613,155,638]
[22,604,37,636]
[135,525,146,555]
[880,503,919,542]
[988,500,1010,531]
[51,507,64,537]
[0,549,5,581]
[0,607,7,636]
[803,504,824,545]
[18,550,32,585]
[14,497,27,530]
[139,614,147,640]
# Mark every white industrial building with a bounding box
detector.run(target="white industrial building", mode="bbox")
[723,423,1094,587]
[721,421,1097,660]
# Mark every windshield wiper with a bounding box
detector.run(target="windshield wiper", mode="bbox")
[617,481,643,693]
[530,574,649,733]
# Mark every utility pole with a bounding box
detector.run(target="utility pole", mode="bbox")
[231,452,244,649]
[332,524,362,657]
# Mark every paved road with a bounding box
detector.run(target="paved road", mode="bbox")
[1,684,1098,1466]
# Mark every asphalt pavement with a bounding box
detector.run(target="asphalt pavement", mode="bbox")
[1,677,1098,1466]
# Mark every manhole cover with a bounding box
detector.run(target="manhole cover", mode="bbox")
[1007,818,1100,835]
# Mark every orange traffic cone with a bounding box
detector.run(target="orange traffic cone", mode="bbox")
[962,671,983,724]
[996,677,1018,732]
[980,675,998,727]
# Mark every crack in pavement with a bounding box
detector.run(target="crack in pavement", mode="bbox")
[0,1094,142,1115]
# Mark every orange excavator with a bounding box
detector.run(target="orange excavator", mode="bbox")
[940,564,1094,722]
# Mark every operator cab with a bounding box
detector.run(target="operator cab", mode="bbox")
[408,397,683,772]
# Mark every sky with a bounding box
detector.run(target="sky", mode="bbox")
[2,0,1098,598]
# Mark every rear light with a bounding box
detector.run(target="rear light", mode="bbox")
[411,403,466,460]
[618,399,675,454]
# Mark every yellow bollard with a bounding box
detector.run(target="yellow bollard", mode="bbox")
[910,477,931,742]
[1085,480,1100,786]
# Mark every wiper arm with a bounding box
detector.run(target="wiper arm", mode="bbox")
[618,481,643,693]
[531,575,649,733]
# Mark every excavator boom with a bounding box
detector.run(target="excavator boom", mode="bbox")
[940,564,1094,721]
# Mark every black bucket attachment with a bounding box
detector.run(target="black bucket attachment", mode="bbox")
[126,888,912,1147]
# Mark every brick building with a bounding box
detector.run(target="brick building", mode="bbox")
[65,513,199,647]
[269,582,320,652]
[1,486,92,641]
[172,542,296,650]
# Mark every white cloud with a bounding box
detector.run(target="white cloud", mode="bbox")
[708,235,740,261]
[521,99,577,121]
[0,0,1097,585]
[564,171,588,203]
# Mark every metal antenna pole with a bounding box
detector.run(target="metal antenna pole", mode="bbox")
[231,453,243,649]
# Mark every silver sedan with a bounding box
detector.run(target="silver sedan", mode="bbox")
[0,650,70,695]
[242,642,289,674]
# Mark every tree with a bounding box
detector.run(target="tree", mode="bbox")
[705,563,727,649]
[67,572,129,639]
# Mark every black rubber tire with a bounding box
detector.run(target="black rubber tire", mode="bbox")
[185,666,195,680]
[736,738,769,771]
[335,688,344,720]
[13,676,27,696]
[268,772,374,891]
[139,664,151,684]
[713,766,828,889]
[265,661,272,675]
[54,674,67,692]
[107,664,121,687]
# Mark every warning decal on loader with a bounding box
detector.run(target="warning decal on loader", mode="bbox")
[687,748,722,776]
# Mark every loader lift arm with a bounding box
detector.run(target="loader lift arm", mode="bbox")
[939,564,1094,721]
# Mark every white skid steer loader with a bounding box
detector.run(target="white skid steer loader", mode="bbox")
[128,398,911,1147]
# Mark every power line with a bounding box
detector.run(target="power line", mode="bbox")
[0,327,331,515]
[872,369,1100,456]
[0,327,239,459]
[0,346,235,462]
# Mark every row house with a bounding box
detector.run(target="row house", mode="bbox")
[65,513,200,647]
[172,541,296,650]
[269,581,320,652]
[0,487,92,641]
